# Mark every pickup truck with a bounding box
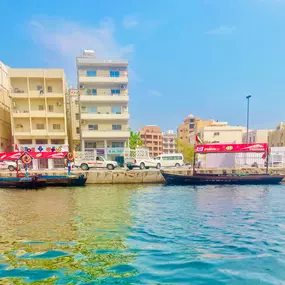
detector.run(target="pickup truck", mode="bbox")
[125,157,159,170]
[74,156,118,170]
[0,160,22,171]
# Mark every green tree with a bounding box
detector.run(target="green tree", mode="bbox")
[176,139,194,163]
[128,130,143,149]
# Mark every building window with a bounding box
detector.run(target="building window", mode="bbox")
[88,124,98,131]
[112,124,122,130]
[38,105,44,111]
[87,71,97,77]
[36,124,44,130]
[85,142,97,148]
[111,107,121,114]
[110,71,120,77]
[54,158,65,168]
[214,132,220,136]
[189,124,195,129]
[112,142,124,148]
[190,119,195,123]
[48,105,54,112]
[88,107,97,113]
[92,89,97,95]
[141,135,145,138]
[75,113,79,120]
[37,85,43,91]
[47,86,53,93]
[53,124,61,130]
[111,89,120,95]
[76,127,80,134]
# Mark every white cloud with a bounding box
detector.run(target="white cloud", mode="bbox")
[148,90,162,97]
[206,26,236,35]
[122,15,139,29]
[29,16,135,85]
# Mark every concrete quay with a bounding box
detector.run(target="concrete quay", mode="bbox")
[1,168,285,184]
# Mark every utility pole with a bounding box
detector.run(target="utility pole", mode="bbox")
[246,95,252,143]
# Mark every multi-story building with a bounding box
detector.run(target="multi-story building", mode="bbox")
[242,129,271,144]
[162,130,177,154]
[268,123,285,147]
[177,114,197,144]
[76,50,130,159]
[0,61,12,152]
[139,125,163,157]
[177,114,214,145]
[67,88,80,151]
[9,68,68,169]
[190,121,246,144]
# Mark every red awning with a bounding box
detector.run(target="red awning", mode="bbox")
[0,152,68,161]
[195,143,268,153]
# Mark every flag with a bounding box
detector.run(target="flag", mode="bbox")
[196,135,203,144]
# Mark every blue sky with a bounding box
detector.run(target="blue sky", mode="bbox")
[1,0,285,132]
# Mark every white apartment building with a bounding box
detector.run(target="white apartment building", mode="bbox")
[190,122,246,144]
[0,61,11,151]
[9,68,68,169]
[162,130,177,154]
[76,50,130,159]
[242,129,271,144]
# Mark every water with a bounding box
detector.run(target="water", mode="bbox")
[1,184,285,284]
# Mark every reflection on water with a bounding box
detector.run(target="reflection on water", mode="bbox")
[1,184,285,284]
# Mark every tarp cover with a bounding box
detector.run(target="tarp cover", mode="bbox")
[195,143,268,153]
[0,152,68,161]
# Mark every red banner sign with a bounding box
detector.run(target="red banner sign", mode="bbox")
[195,143,268,153]
[0,152,68,161]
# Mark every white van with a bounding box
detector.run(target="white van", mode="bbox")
[155,153,184,168]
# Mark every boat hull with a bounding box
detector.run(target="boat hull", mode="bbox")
[0,174,87,188]
[161,171,284,185]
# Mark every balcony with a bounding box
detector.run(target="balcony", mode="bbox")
[31,129,48,135]
[79,75,128,84]
[30,110,46,117]
[45,92,64,98]
[80,95,129,103]
[48,130,67,136]
[14,130,31,136]
[82,130,130,139]
[11,91,28,98]
[13,110,30,118]
[81,112,129,120]
[47,112,65,118]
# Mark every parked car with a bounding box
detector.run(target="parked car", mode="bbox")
[74,156,118,170]
[155,153,184,168]
[0,160,22,171]
[126,157,159,170]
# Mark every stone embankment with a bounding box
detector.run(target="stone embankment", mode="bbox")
[1,168,285,184]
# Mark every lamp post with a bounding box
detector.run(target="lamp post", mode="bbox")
[246,95,252,143]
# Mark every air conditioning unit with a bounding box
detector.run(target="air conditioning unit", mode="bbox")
[56,101,62,106]
[80,84,85,89]
[16,124,23,128]
[81,120,87,124]
[121,84,127,89]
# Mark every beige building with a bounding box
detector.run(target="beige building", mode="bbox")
[190,122,246,144]
[177,114,214,145]
[242,129,271,144]
[77,50,130,159]
[162,130,177,154]
[0,61,11,151]
[140,125,163,157]
[9,68,68,169]
[268,123,285,147]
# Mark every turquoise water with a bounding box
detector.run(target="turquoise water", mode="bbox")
[0,184,285,284]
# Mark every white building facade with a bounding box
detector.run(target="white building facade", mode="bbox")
[191,122,246,144]
[242,129,271,144]
[76,50,130,159]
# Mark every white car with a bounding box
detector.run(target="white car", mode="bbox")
[0,160,21,171]
[126,157,160,170]
[75,156,118,170]
[155,153,184,168]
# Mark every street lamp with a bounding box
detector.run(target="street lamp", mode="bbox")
[246,95,252,143]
